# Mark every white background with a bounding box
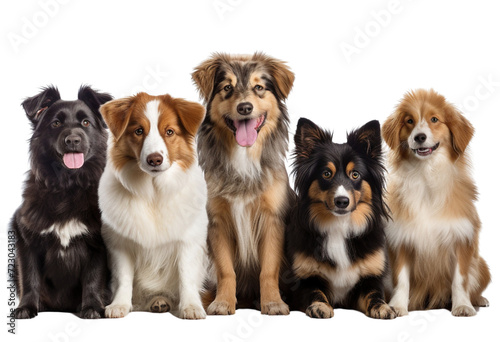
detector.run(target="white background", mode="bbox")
[2,0,499,341]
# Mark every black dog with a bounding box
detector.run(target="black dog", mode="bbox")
[11,85,112,319]
[286,118,396,319]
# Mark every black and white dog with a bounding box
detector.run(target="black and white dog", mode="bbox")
[11,85,112,319]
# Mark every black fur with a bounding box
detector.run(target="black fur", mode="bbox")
[11,85,112,319]
[285,118,395,319]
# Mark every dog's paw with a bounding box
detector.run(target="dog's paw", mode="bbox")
[180,304,206,320]
[474,296,489,307]
[391,305,409,317]
[148,296,171,313]
[261,300,290,315]
[14,306,38,319]
[105,304,131,318]
[80,307,102,319]
[305,302,334,319]
[367,303,397,319]
[207,299,235,315]
[452,304,476,317]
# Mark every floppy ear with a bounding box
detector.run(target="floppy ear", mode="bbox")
[170,97,206,136]
[78,85,113,128]
[347,120,382,160]
[382,112,402,151]
[192,53,226,103]
[256,52,295,100]
[99,97,135,139]
[294,118,332,160]
[445,104,474,156]
[22,85,61,126]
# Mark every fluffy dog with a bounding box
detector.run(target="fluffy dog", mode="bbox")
[286,118,396,319]
[99,92,208,319]
[382,89,491,316]
[12,85,112,319]
[192,52,295,315]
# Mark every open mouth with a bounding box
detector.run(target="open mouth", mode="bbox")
[62,152,85,169]
[224,113,267,147]
[412,142,440,157]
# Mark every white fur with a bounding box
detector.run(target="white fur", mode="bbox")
[140,100,170,175]
[230,145,262,180]
[451,263,475,315]
[99,110,208,318]
[231,199,260,268]
[388,265,410,316]
[40,219,88,248]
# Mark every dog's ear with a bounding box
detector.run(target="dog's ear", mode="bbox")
[444,104,474,156]
[78,85,113,128]
[263,54,295,100]
[348,120,382,160]
[192,53,226,103]
[168,96,206,136]
[22,85,61,126]
[294,118,331,160]
[382,112,402,151]
[99,97,135,140]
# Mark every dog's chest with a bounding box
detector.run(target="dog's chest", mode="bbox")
[231,200,260,267]
[40,219,89,248]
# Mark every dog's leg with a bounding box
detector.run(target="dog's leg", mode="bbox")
[206,198,237,315]
[356,276,396,319]
[178,240,206,319]
[104,235,134,318]
[80,243,108,319]
[388,246,410,316]
[300,278,334,319]
[451,242,476,317]
[14,222,41,319]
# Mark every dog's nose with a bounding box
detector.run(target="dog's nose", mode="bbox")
[65,134,81,147]
[237,102,253,116]
[334,196,350,209]
[147,153,163,167]
[414,133,427,143]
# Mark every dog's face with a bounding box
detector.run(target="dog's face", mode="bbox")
[22,86,111,171]
[293,118,384,227]
[100,93,205,176]
[382,89,474,161]
[192,52,294,148]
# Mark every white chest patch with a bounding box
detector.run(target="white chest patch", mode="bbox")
[230,146,261,181]
[41,219,89,248]
[231,200,260,267]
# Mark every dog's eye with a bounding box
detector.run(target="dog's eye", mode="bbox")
[224,85,232,92]
[431,117,439,123]
[350,171,360,180]
[322,170,333,179]
[51,120,61,128]
[135,128,144,136]
[82,119,91,127]
[254,85,264,91]
[166,129,175,136]
[407,119,414,124]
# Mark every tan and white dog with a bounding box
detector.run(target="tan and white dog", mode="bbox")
[98,93,208,319]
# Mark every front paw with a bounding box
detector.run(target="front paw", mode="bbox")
[306,302,334,319]
[391,305,409,317]
[105,304,132,318]
[14,306,38,319]
[367,303,397,319]
[80,306,103,319]
[181,304,206,320]
[148,296,171,313]
[452,304,476,317]
[261,300,290,315]
[207,299,235,315]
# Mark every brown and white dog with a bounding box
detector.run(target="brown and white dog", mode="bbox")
[192,52,295,315]
[98,93,208,319]
[382,89,491,316]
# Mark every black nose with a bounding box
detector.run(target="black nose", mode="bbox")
[65,134,81,147]
[237,102,253,116]
[147,153,163,167]
[334,196,350,209]
[414,133,427,143]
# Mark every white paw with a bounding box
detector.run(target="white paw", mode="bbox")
[105,304,132,318]
[452,304,476,317]
[392,306,409,317]
[180,304,206,320]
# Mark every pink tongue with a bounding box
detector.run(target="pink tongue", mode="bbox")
[63,153,85,169]
[234,119,258,147]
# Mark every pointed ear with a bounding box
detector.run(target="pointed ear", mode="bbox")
[22,85,61,125]
[78,85,113,128]
[192,53,225,103]
[255,52,295,100]
[99,97,135,139]
[382,112,402,150]
[444,104,474,156]
[169,97,206,136]
[294,118,331,160]
[347,120,382,160]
